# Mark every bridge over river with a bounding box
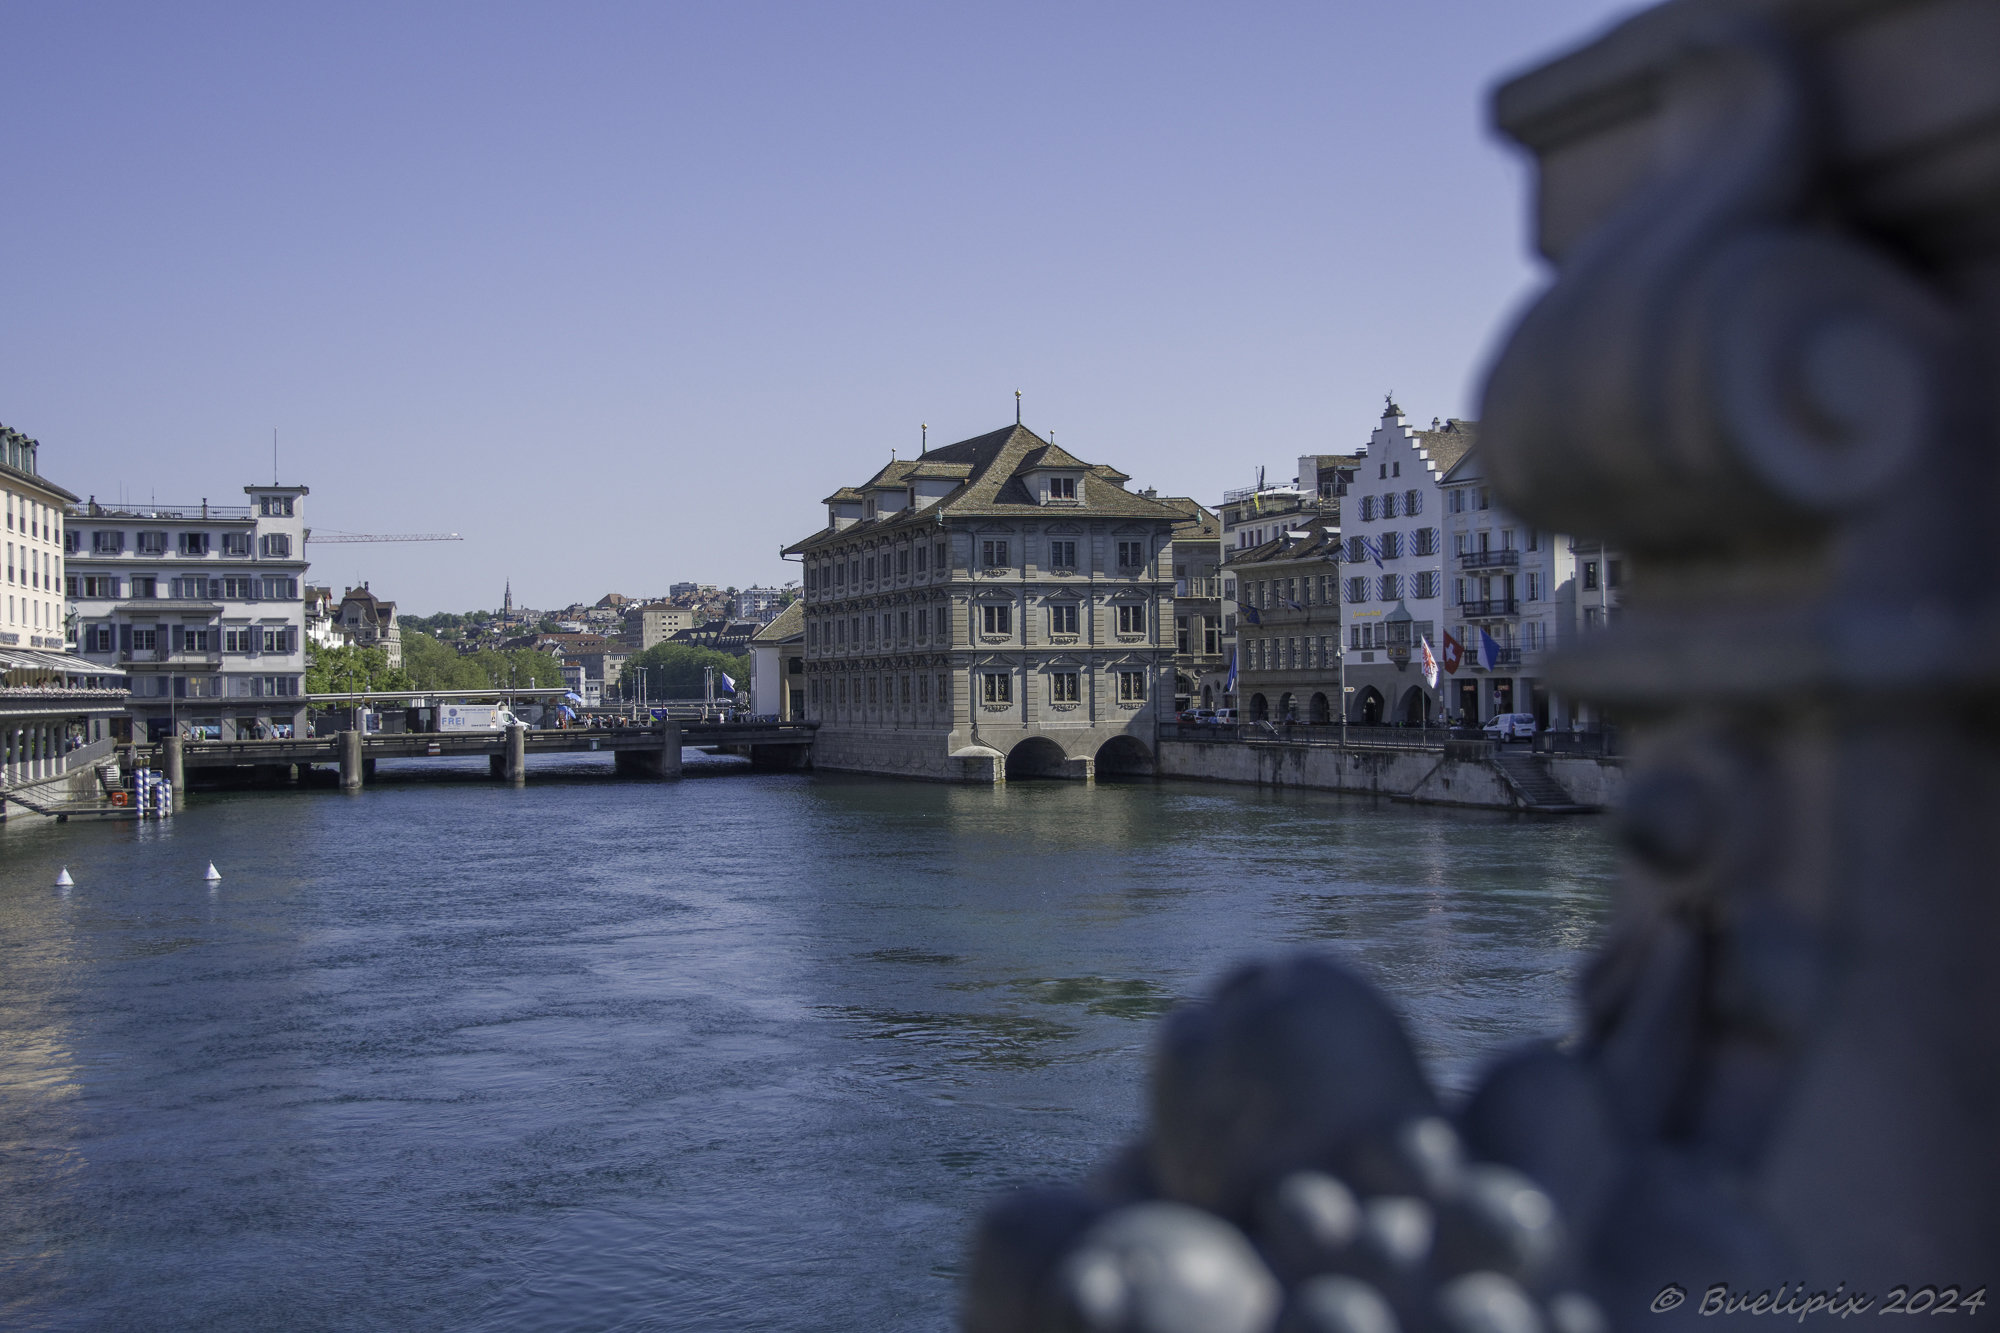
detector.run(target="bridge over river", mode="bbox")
[129,719,817,800]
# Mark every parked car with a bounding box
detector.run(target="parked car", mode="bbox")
[1210,708,1238,726]
[1483,712,1538,742]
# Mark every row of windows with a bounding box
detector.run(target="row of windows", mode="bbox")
[1343,530,1440,563]
[8,542,53,591]
[1343,572,1443,602]
[1349,620,1437,651]
[69,530,290,558]
[806,537,1152,593]
[7,494,57,543]
[126,674,300,699]
[1174,616,1223,655]
[1357,490,1424,521]
[1452,529,1541,554]
[808,601,1151,648]
[81,624,299,654]
[808,668,1151,709]
[67,574,299,601]
[1242,636,1341,673]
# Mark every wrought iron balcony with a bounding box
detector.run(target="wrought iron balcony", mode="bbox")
[1458,548,1520,570]
[1458,598,1520,618]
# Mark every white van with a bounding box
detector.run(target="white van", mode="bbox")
[1483,712,1537,742]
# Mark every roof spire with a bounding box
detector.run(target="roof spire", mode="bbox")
[921,422,927,455]
[1015,389,1022,425]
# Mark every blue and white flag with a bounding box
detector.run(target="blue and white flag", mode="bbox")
[1364,537,1384,569]
[1478,628,1501,671]
[1224,650,1237,694]
[719,671,737,693]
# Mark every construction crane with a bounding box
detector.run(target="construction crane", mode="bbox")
[305,531,464,544]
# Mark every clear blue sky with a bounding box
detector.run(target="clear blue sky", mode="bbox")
[3,1,1639,615]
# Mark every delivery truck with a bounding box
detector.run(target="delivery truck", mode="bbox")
[436,704,526,732]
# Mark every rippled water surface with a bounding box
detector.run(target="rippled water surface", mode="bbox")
[0,755,1617,1331]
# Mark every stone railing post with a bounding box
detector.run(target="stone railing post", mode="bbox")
[961,2,1998,1328]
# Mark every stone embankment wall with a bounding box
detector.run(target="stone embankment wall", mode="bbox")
[1157,739,1623,811]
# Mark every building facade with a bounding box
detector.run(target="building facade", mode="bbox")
[1161,498,1226,712]
[623,604,696,650]
[335,583,402,667]
[1230,515,1347,723]
[0,424,130,800]
[66,485,310,740]
[748,599,805,720]
[1339,407,1472,725]
[785,423,1181,782]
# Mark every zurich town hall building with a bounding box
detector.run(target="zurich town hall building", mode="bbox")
[785,423,1183,782]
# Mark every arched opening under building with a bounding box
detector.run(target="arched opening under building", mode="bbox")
[1310,692,1331,724]
[1201,684,1214,708]
[1004,736,1070,780]
[1351,686,1384,725]
[1398,687,1435,726]
[1096,734,1154,779]
[1278,692,1297,723]
[1249,693,1270,722]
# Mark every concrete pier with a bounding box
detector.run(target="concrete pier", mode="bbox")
[502,724,526,785]
[340,728,364,791]
[163,735,186,811]
[614,720,683,778]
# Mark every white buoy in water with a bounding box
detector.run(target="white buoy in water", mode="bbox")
[55,867,74,887]
[203,863,221,882]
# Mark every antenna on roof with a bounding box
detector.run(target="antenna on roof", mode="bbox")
[1015,389,1022,425]
[273,428,278,484]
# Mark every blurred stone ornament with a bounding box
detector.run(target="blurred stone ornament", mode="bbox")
[1057,1201,1281,1333]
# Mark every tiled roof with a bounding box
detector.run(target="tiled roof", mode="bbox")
[1158,496,1221,541]
[752,599,804,643]
[787,424,1182,553]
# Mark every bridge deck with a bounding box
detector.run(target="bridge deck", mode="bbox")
[132,722,817,770]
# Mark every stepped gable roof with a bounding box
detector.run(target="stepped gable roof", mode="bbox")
[1410,419,1477,476]
[1227,513,1342,567]
[786,424,1182,552]
[751,599,804,644]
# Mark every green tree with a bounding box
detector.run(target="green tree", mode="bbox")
[305,644,411,695]
[401,631,567,692]
[621,642,750,699]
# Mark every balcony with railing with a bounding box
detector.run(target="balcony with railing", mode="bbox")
[1175,577,1223,599]
[1457,548,1520,571]
[1457,598,1520,619]
[1468,645,1523,668]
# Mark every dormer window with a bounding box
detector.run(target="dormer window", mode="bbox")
[1049,477,1076,501]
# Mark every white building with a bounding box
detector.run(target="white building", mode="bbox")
[66,485,311,741]
[733,586,786,624]
[748,600,804,720]
[0,423,130,798]
[1339,405,1472,725]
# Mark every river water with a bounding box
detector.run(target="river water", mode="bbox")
[0,755,1617,1331]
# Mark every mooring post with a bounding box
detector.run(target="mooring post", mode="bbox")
[340,727,364,792]
[504,723,527,785]
[163,734,185,811]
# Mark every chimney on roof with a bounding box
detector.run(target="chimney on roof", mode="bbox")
[1140,487,1157,500]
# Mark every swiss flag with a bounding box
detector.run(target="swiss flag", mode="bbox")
[1441,631,1463,675]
